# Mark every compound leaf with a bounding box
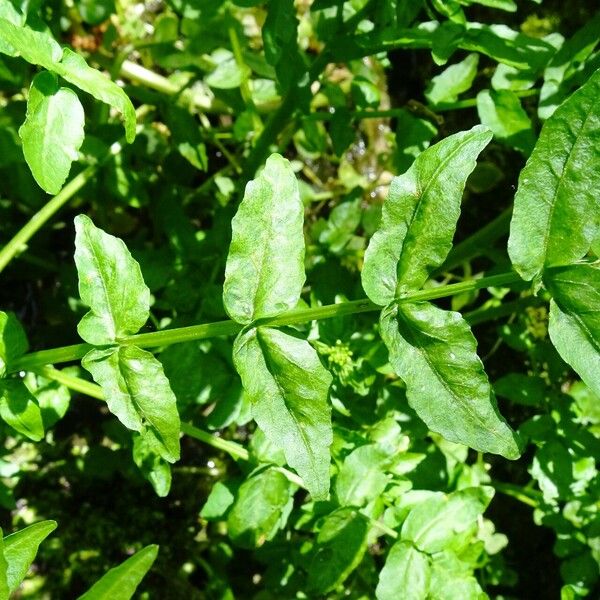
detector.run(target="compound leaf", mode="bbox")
[74,214,150,345]
[82,346,180,463]
[508,68,600,281]
[224,154,305,324]
[401,486,494,553]
[233,327,332,499]
[77,545,158,600]
[545,264,600,399]
[362,125,492,304]
[380,301,520,458]
[376,541,430,600]
[0,380,44,441]
[3,520,57,592]
[19,71,85,194]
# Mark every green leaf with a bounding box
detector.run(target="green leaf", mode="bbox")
[425,53,479,106]
[0,380,44,441]
[307,507,369,595]
[401,487,494,553]
[335,444,392,507]
[0,312,28,377]
[205,49,251,90]
[380,302,520,458]
[428,551,486,599]
[227,468,294,548]
[376,541,430,600]
[539,14,600,120]
[476,88,535,156]
[0,21,135,142]
[82,346,180,463]
[132,434,172,497]
[77,545,158,600]
[74,214,150,345]
[201,481,236,520]
[233,327,332,499]
[0,529,9,600]
[508,68,600,281]
[545,264,600,399]
[54,49,135,143]
[19,71,85,194]
[3,520,57,592]
[224,154,305,324]
[362,125,492,304]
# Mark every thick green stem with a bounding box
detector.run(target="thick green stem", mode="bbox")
[11,271,524,373]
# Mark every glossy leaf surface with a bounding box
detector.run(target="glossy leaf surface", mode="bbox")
[546,264,600,398]
[19,71,85,194]
[82,346,180,463]
[233,327,332,499]
[362,125,492,304]
[508,68,600,281]
[224,154,305,323]
[380,302,520,458]
[77,545,158,600]
[3,521,57,592]
[74,215,150,345]
[0,312,28,377]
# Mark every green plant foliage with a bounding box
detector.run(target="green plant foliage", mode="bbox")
[77,545,158,599]
[508,68,600,282]
[19,71,85,194]
[1,0,600,596]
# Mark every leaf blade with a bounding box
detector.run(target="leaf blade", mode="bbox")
[508,68,600,281]
[0,380,44,441]
[362,125,492,304]
[77,545,158,600]
[545,264,600,399]
[19,71,85,194]
[380,301,520,458]
[74,214,150,345]
[224,154,305,324]
[376,541,430,600]
[233,327,332,499]
[3,520,57,592]
[82,346,180,463]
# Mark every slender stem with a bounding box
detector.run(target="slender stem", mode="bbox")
[0,164,95,274]
[10,271,525,373]
[491,481,541,508]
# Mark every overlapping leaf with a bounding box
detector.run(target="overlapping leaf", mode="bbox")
[0,380,44,441]
[234,327,332,499]
[508,68,600,281]
[376,541,430,600]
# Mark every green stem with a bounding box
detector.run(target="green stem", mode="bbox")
[0,107,152,275]
[10,271,524,373]
[491,481,541,508]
